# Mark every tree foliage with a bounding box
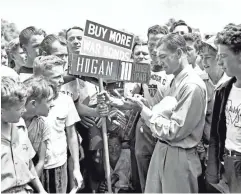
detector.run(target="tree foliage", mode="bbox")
[165,18,176,28]
[58,29,67,39]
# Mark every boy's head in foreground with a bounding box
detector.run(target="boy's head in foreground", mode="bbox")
[23,76,55,117]
[1,76,28,123]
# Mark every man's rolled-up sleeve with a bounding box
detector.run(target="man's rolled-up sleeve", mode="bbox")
[149,84,206,142]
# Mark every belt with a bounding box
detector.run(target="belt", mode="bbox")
[158,139,197,152]
[225,148,241,157]
[158,139,168,145]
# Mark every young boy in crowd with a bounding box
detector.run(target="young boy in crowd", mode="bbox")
[206,23,241,193]
[22,76,55,177]
[32,55,83,193]
[1,76,47,193]
[98,135,132,193]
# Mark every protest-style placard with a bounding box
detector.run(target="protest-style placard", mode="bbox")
[69,53,151,83]
[84,20,134,49]
[68,20,150,193]
[81,20,134,61]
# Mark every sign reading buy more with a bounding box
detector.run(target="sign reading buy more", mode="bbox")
[81,20,134,61]
[69,54,150,83]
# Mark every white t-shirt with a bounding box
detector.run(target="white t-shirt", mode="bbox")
[0,65,19,79]
[225,84,241,152]
[60,78,83,103]
[44,93,80,169]
[142,71,173,107]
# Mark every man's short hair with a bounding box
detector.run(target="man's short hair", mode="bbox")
[19,26,46,47]
[147,25,169,38]
[132,36,148,51]
[33,55,65,77]
[66,26,84,39]
[183,33,201,42]
[170,20,192,33]
[215,24,241,54]
[40,34,67,55]
[131,37,148,57]
[108,133,121,144]
[1,76,27,109]
[23,76,52,103]
[156,33,187,53]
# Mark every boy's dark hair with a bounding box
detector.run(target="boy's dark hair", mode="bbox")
[66,26,84,39]
[19,26,46,47]
[183,33,201,42]
[108,133,121,144]
[215,24,241,54]
[40,34,67,55]
[156,33,187,53]
[147,25,169,38]
[170,20,192,33]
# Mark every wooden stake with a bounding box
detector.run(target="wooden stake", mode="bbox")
[99,78,112,193]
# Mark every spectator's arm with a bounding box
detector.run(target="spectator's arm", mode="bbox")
[29,160,47,193]
[149,84,206,141]
[66,124,80,170]
[35,141,47,177]
[75,99,100,117]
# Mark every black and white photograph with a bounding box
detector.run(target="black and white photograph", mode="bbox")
[1,0,241,193]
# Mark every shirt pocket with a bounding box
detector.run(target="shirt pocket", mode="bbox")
[55,116,67,131]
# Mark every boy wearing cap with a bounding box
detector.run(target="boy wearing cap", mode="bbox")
[198,35,230,142]
[206,24,241,193]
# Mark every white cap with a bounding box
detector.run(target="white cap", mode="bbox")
[202,35,217,50]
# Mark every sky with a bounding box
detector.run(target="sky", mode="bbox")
[1,0,241,38]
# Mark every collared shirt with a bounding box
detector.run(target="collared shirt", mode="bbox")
[43,93,80,169]
[194,65,204,76]
[141,66,207,148]
[1,118,36,192]
[27,116,51,153]
[111,149,132,193]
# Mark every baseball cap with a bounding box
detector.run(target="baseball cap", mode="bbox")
[202,35,217,50]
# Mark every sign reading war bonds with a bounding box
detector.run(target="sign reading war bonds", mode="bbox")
[69,54,151,83]
[81,20,134,61]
